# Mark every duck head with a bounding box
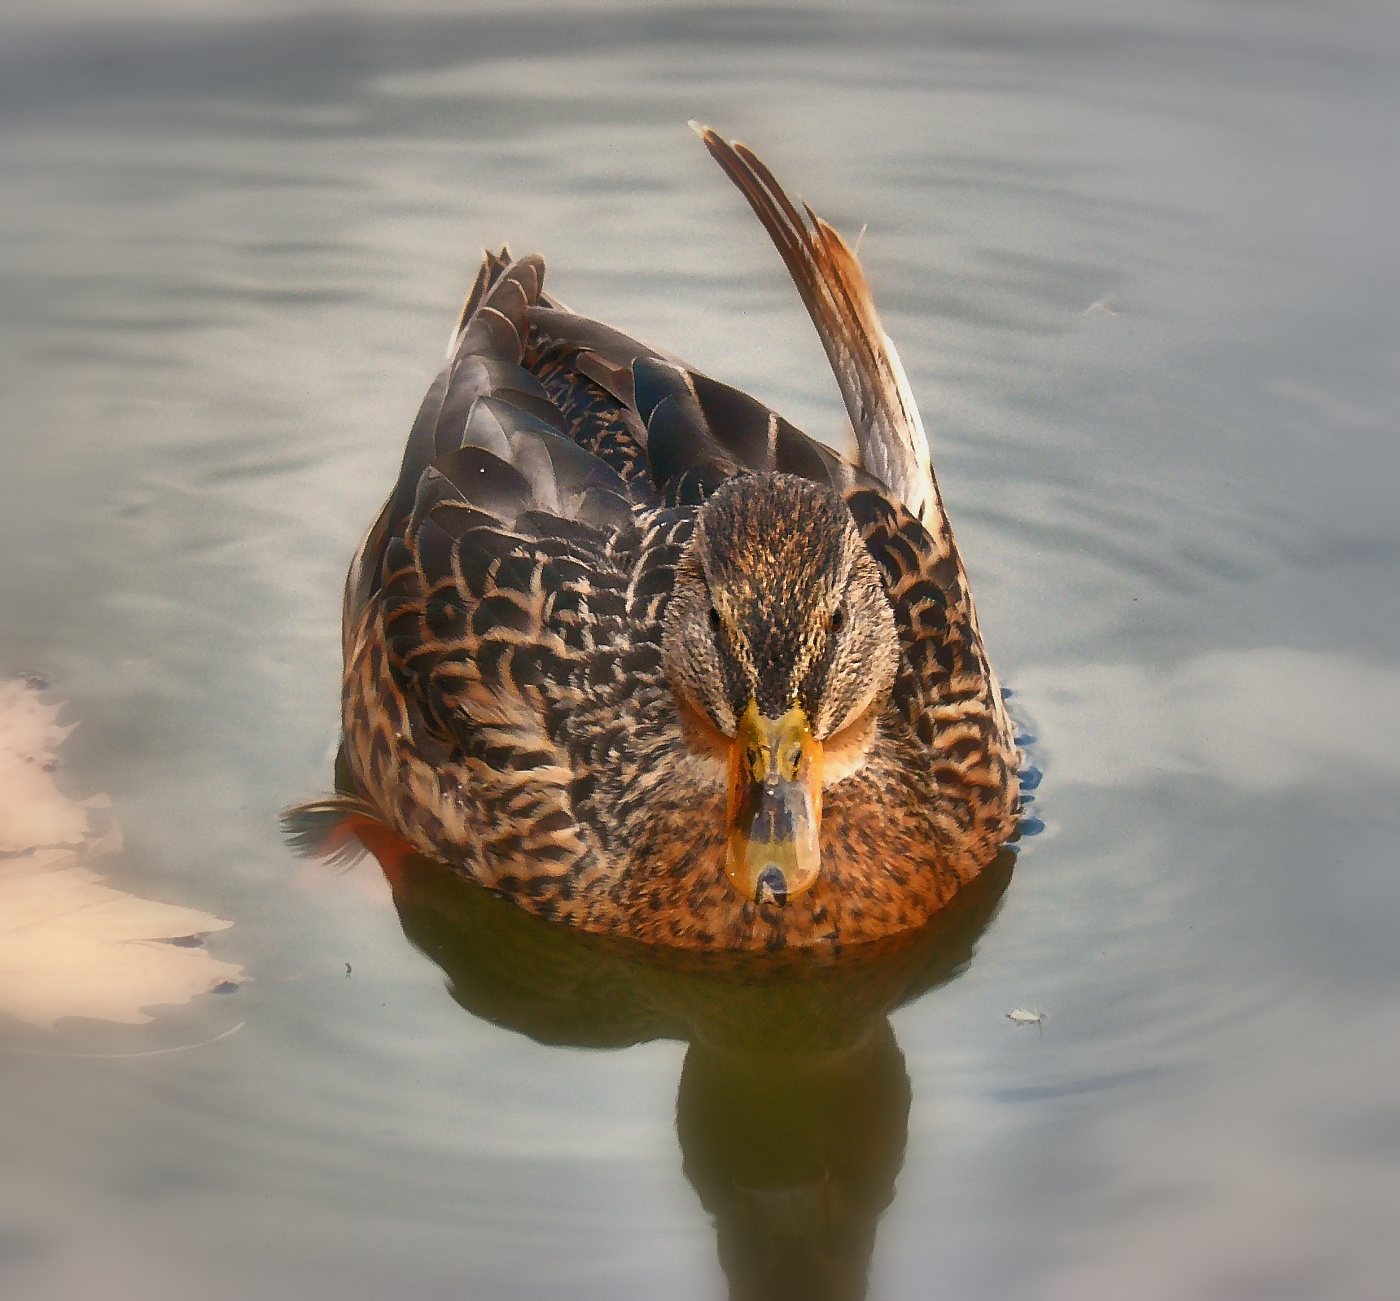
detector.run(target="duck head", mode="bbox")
[663,474,900,906]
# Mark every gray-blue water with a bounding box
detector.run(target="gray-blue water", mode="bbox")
[2,3,1398,1297]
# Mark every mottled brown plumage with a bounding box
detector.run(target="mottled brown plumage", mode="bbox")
[312,129,1020,951]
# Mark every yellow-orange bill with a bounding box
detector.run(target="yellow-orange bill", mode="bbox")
[725,701,824,905]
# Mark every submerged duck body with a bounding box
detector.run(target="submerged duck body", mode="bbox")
[331,129,1019,951]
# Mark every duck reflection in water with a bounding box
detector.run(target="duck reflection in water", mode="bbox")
[678,1027,912,1301]
[291,794,1013,1301]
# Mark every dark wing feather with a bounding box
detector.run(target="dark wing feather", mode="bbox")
[381,252,550,557]
[355,253,642,624]
[630,354,886,506]
[691,123,938,525]
[526,304,876,507]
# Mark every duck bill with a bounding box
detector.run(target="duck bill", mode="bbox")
[725,701,824,905]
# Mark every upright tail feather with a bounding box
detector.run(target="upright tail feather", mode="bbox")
[690,123,939,526]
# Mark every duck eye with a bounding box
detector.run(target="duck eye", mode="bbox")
[708,607,722,634]
[830,604,846,633]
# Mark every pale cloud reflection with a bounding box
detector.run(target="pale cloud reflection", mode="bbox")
[0,680,243,1028]
[1018,649,1400,794]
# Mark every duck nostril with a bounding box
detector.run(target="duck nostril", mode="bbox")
[755,865,788,906]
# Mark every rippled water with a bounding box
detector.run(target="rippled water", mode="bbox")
[2,3,1398,1298]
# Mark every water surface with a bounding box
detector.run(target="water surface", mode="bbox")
[2,3,1398,1298]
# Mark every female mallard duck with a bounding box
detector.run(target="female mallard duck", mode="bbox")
[320,126,1019,952]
